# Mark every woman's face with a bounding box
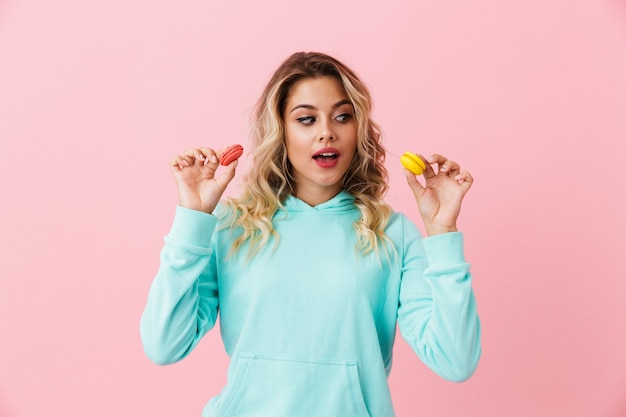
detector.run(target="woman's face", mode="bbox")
[283,76,357,206]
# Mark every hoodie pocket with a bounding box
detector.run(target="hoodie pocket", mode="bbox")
[211,353,372,417]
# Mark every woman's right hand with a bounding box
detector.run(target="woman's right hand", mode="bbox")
[169,147,239,213]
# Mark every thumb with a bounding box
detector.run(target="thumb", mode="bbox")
[404,168,426,200]
[214,159,238,192]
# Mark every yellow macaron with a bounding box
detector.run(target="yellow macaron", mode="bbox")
[400,152,426,175]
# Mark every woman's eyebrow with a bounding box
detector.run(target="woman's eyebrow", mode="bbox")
[289,104,316,113]
[333,99,353,109]
[289,99,353,114]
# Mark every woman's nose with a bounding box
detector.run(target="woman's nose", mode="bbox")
[318,119,335,141]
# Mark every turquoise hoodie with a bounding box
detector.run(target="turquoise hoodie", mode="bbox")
[140,191,481,417]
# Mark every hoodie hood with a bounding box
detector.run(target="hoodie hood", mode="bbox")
[281,190,356,214]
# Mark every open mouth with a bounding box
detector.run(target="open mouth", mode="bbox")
[312,147,340,162]
[312,152,339,161]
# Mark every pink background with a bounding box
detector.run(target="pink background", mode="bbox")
[1,1,625,416]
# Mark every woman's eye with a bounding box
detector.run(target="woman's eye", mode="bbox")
[296,116,315,125]
[335,113,353,123]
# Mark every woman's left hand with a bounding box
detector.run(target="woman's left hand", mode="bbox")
[404,153,474,236]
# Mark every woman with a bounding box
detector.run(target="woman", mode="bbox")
[140,52,481,417]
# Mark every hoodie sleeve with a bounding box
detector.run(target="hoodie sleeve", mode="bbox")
[140,206,220,365]
[397,216,481,382]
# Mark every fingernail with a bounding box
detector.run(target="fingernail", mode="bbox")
[211,155,218,163]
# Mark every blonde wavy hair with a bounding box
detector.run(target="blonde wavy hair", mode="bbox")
[221,52,393,257]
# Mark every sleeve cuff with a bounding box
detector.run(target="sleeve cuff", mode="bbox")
[167,206,218,248]
[421,231,466,267]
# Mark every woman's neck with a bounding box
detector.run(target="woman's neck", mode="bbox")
[292,186,342,207]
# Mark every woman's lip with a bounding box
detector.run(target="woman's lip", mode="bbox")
[312,147,340,157]
[312,147,340,169]
[313,157,339,168]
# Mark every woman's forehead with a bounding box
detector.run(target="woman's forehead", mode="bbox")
[285,77,349,109]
